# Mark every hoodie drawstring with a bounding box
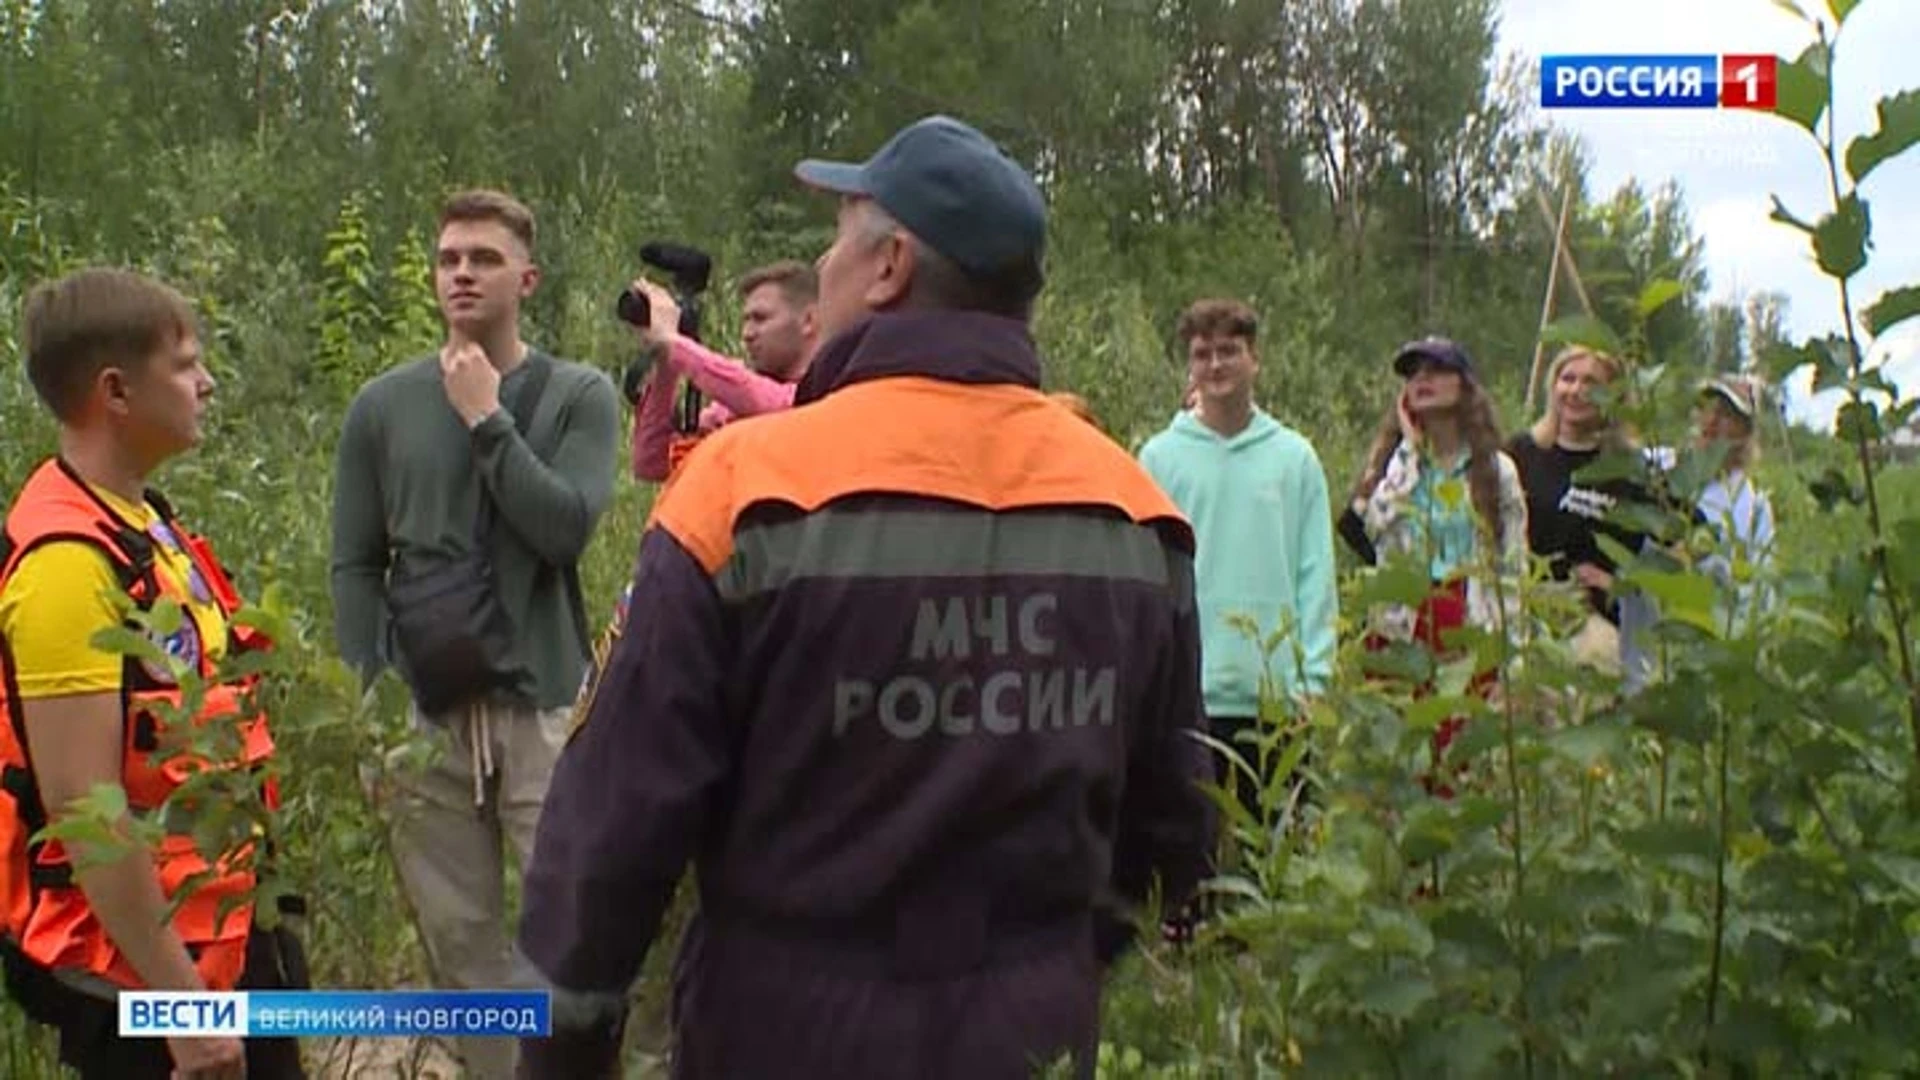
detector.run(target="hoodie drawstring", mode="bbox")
[470,703,496,809]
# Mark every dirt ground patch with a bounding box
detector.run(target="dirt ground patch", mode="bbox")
[304,1035,670,1078]
[305,1035,462,1079]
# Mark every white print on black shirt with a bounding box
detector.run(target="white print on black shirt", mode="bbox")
[1560,485,1616,522]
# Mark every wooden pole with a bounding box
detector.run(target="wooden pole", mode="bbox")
[1534,186,1597,320]
[1526,183,1575,415]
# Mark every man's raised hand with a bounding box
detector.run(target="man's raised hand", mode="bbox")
[441,339,501,429]
[627,277,680,350]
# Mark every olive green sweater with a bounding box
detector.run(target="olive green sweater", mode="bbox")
[329,349,621,711]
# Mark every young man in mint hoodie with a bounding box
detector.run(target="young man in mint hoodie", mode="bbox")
[1139,298,1339,826]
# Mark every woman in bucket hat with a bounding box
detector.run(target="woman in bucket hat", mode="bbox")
[1692,374,1775,557]
[1340,337,1528,799]
[1688,373,1777,626]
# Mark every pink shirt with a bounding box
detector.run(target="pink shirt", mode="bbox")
[630,337,798,481]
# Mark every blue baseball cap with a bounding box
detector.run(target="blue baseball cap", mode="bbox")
[794,115,1047,282]
[1393,337,1475,379]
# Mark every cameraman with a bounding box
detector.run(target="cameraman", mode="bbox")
[629,260,820,482]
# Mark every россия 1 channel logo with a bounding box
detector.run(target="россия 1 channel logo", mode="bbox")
[1541,54,1777,110]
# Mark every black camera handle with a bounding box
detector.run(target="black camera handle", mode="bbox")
[670,295,704,435]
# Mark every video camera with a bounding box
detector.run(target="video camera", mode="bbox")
[615,241,712,340]
[617,242,713,420]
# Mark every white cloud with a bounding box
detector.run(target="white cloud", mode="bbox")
[1496,0,1920,432]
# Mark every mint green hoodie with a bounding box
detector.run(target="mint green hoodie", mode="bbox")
[1139,407,1339,717]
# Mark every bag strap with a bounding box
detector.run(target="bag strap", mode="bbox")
[507,353,554,432]
[480,354,592,659]
[474,354,553,540]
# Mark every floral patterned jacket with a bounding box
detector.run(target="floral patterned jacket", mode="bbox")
[1354,441,1530,643]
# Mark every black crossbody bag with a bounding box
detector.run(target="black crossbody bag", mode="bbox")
[386,356,589,716]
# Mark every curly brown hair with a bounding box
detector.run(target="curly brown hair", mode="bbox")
[1176,298,1258,346]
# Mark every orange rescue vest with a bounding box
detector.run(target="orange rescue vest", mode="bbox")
[0,459,278,992]
[666,431,704,479]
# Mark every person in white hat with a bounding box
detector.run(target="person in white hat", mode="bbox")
[1691,373,1776,621]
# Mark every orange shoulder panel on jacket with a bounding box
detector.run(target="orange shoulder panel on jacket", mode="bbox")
[0,460,142,580]
[650,377,1189,576]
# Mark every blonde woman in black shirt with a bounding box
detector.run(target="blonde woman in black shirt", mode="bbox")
[1504,346,1663,679]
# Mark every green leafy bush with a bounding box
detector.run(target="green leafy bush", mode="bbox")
[1,4,1917,1077]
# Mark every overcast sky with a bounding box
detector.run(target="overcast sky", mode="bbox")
[1494,0,1920,429]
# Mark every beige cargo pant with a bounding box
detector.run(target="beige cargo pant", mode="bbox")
[385,699,568,1080]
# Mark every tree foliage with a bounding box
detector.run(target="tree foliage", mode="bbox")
[8,1,1915,1075]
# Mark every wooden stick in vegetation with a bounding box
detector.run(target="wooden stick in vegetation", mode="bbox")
[1526,183,1575,415]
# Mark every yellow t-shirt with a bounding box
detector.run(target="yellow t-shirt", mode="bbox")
[0,485,230,700]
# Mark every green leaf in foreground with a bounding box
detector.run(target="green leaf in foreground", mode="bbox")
[1769,195,1816,234]
[1541,314,1624,358]
[1772,45,1829,136]
[1359,971,1437,1021]
[1845,89,1920,185]
[1635,278,1684,319]
[1863,284,1920,338]
[1631,569,1719,634]
[1812,194,1870,280]
[90,625,168,666]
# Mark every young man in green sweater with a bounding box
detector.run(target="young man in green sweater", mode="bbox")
[328,188,620,1080]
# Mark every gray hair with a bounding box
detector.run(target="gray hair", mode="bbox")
[852,200,948,273]
[845,197,1039,319]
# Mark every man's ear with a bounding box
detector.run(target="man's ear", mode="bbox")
[519,262,542,299]
[96,364,134,418]
[800,303,818,340]
[862,234,914,310]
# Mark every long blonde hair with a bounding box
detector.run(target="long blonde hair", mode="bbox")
[1530,345,1635,451]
